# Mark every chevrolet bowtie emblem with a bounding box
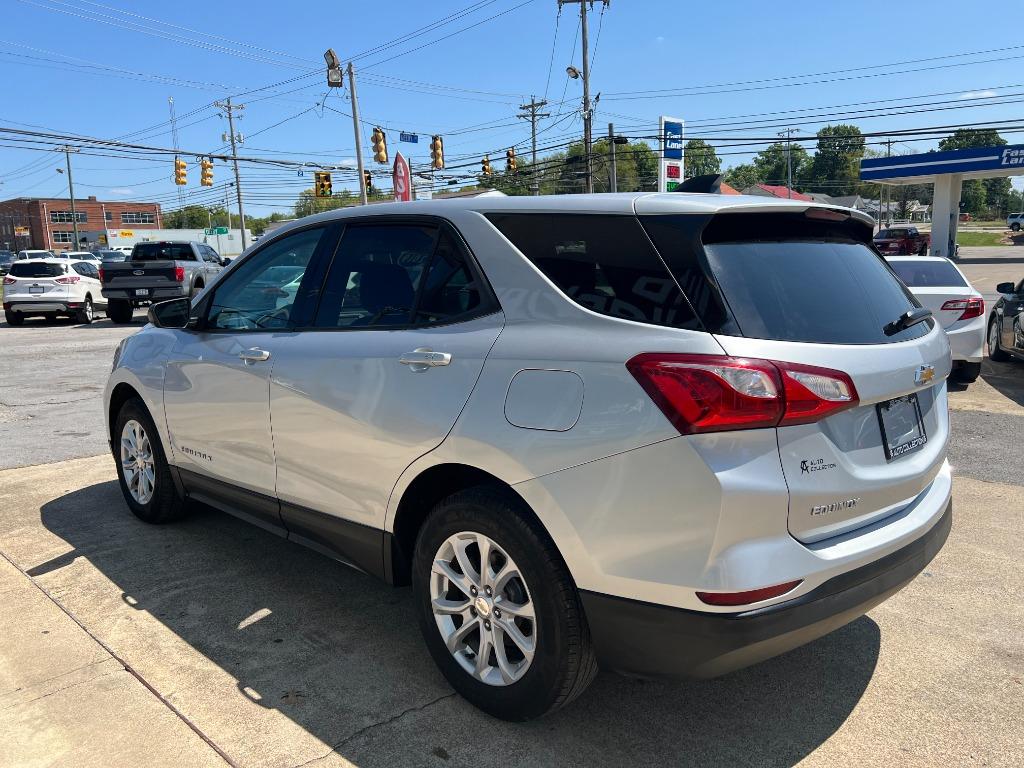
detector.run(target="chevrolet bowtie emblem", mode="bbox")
[915,365,935,385]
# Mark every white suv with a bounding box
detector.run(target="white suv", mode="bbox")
[4,258,106,325]
[1008,213,1024,232]
[104,193,952,720]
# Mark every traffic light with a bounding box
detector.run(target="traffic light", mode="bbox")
[430,135,445,170]
[200,157,213,187]
[314,171,332,198]
[506,147,517,173]
[363,170,372,192]
[481,155,492,176]
[371,127,388,164]
[174,157,187,185]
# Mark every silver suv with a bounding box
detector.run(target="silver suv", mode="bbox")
[104,193,952,721]
[1008,212,1024,231]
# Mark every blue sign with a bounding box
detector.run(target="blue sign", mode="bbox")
[663,120,684,160]
[399,132,419,144]
[861,143,1024,181]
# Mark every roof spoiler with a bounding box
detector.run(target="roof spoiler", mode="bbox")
[672,174,722,194]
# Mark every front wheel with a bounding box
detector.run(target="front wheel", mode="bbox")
[76,296,94,324]
[412,486,597,721]
[1012,223,1021,232]
[113,399,189,523]
[989,320,1010,362]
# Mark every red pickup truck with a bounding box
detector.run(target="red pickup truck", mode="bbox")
[873,226,930,256]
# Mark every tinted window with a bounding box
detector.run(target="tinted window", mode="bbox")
[314,224,436,328]
[888,259,967,288]
[486,213,699,330]
[208,227,326,331]
[414,230,485,324]
[876,229,910,239]
[11,262,65,278]
[131,243,194,261]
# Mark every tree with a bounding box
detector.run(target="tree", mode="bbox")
[293,187,355,218]
[807,124,865,196]
[939,129,1011,218]
[722,163,760,192]
[683,139,721,178]
[164,205,212,229]
[960,180,988,216]
[753,142,810,188]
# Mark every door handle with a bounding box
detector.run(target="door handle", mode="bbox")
[399,348,451,370]
[239,348,271,363]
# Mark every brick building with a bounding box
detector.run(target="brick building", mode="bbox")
[0,196,162,251]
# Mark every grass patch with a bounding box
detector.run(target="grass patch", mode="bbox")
[956,231,1006,247]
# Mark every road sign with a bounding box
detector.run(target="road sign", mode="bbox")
[14,226,29,237]
[658,116,685,193]
[393,151,412,202]
[205,226,229,235]
[399,132,419,143]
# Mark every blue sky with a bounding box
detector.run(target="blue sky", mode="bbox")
[3,0,1024,214]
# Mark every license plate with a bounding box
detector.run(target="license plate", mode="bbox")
[29,286,44,294]
[876,393,927,461]
[135,289,149,297]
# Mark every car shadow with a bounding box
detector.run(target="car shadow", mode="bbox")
[976,357,1024,407]
[36,480,881,767]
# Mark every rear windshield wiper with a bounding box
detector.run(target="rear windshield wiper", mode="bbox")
[883,307,932,337]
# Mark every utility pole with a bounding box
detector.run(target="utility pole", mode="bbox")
[224,184,233,230]
[56,145,80,248]
[884,137,893,226]
[779,128,796,199]
[348,62,369,205]
[169,97,184,210]
[559,1,609,194]
[608,122,617,193]
[215,98,248,249]
[517,95,550,195]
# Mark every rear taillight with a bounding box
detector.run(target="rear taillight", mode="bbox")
[626,353,859,435]
[3,276,14,285]
[941,297,984,321]
[174,266,185,282]
[54,276,80,284]
[696,580,803,606]
[98,267,104,282]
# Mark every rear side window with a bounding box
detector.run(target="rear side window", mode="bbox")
[131,243,194,261]
[10,262,64,278]
[486,213,700,330]
[887,259,967,288]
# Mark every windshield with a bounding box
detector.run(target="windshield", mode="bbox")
[10,262,65,278]
[0,253,13,263]
[875,229,910,239]
[131,243,193,261]
[887,259,968,288]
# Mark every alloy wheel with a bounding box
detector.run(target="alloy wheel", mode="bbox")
[990,322,1000,354]
[429,531,537,686]
[120,419,156,504]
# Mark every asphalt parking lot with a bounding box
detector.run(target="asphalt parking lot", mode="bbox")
[1,247,1023,767]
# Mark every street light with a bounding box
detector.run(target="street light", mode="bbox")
[565,65,580,80]
[324,48,343,88]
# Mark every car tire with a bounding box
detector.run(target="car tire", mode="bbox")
[4,311,24,326]
[1012,223,1021,232]
[113,398,189,524]
[411,486,597,722]
[989,320,1010,362]
[107,299,133,324]
[76,296,94,324]
[953,361,981,383]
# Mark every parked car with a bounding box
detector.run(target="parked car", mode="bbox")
[105,195,952,721]
[1007,213,1024,232]
[57,250,100,262]
[874,226,930,255]
[99,240,226,323]
[16,249,54,260]
[3,258,106,325]
[886,256,985,383]
[96,249,128,263]
[988,277,1024,363]
[0,251,14,276]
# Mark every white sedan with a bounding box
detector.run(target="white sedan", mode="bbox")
[886,256,985,383]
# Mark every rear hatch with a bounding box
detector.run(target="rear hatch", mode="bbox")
[101,242,189,291]
[886,258,978,330]
[641,210,951,544]
[4,261,71,302]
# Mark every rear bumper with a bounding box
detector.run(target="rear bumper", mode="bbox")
[581,499,951,679]
[102,286,186,301]
[945,318,985,363]
[5,300,75,314]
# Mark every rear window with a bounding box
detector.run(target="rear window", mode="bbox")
[642,214,929,345]
[887,259,967,288]
[11,262,65,278]
[876,229,910,239]
[486,213,700,330]
[131,243,194,261]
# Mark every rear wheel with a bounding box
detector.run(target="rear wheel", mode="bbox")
[113,399,188,523]
[107,299,133,324]
[953,361,981,383]
[989,320,1010,362]
[412,486,597,721]
[4,311,24,326]
[76,296,94,324]
[1012,223,1021,232]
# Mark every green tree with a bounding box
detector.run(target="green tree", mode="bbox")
[293,188,355,218]
[683,139,721,178]
[808,124,865,196]
[939,129,1011,217]
[960,180,988,216]
[723,163,760,192]
[164,205,213,229]
[753,142,810,188]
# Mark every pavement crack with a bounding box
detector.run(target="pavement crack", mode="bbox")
[0,657,110,697]
[292,692,457,768]
[1,669,122,711]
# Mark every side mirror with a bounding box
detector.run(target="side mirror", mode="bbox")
[996,282,1016,295]
[147,297,194,329]
[220,257,232,267]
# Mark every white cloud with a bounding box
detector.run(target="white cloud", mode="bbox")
[959,90,997,99]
